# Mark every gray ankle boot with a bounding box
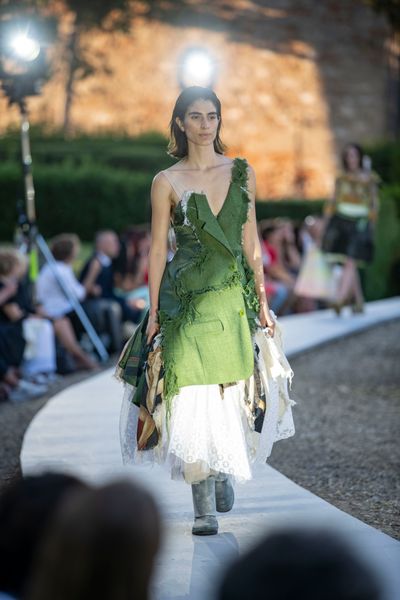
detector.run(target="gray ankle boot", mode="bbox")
[191,475,218,535]
[215,474,235,513]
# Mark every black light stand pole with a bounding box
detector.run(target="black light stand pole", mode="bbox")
[18,99,109,362]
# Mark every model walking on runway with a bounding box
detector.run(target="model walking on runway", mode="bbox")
[115,86,296,535]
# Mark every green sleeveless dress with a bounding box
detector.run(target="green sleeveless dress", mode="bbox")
[115,157,296,483]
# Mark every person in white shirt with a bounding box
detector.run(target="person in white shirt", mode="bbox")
[36,234,97,371]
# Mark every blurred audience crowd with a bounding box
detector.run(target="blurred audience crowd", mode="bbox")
[0,214,352,404]
[0,471,384,600]
[0,226,150,403]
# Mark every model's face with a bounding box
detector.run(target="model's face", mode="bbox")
[345,146,360,172]
[177,98,220,147]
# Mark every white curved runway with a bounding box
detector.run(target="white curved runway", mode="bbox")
[21,299,400,600]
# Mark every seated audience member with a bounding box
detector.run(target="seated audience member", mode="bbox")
[0,472,88,600]
[218,526,383,600]
[113,226,150,319]
[295,215,337,311]
[36,234,97,371]
[261,223,296,314]
[0,249,27,371]
[80,230,142,349]
[279,219,302,277]
[1,249,57,383]
[0,275,21,402]
[0,249,48,401]
[27,480,161,600]
[261,235,289,315]
[80,230,142,320]
[0,323,29,403]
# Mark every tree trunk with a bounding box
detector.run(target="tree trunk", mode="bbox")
[63,24,79,137]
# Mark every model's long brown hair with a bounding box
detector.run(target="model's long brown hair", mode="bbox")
[167,86,227,158]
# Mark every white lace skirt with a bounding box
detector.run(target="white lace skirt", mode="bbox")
[118,321,296,485]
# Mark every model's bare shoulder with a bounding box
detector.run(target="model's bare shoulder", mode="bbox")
[152,170,169,186]
[151,170,174,207]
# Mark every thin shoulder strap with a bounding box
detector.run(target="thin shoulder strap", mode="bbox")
[161,169,185,202]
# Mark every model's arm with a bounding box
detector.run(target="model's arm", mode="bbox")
[146,172,172,343]
[242,164,275,334]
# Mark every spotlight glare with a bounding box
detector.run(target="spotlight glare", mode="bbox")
[181,49,214,87]
[11,34,41,62]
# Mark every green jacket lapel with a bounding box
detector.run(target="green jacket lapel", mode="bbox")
[195,193,235,257]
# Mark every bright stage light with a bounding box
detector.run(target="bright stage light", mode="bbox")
[184,51,212,84]
[0,17,52,104]
[179,48,216,88]
[11,34,41,62]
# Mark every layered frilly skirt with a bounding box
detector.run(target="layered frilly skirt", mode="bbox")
[115,316,296,484]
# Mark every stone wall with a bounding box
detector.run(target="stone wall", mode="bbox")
[0,1,390,198]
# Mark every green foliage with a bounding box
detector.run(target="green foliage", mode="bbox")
[256,199,325,223]
[0,161,154,241]
[365,141,400,185]
[0,130,172,171]
[365,185,400,300]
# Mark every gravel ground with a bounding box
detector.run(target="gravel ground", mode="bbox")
[268,318,400,541]
[0,321,399,540]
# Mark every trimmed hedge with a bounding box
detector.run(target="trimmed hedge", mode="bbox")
[0,161,326,240]
[0,130,173,172]
[1,150,399,303]
[0,162,153,240]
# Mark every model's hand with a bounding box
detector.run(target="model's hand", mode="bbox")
[259,302,275,337]
[146,312,160,345]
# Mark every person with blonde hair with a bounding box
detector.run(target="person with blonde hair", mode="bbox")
[36,234,97,371]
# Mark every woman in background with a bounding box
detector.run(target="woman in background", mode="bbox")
[322,143,379,315]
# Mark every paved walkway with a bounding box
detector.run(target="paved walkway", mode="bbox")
[21,298,400,600]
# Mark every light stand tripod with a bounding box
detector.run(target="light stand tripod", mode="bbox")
[16,98,109,362]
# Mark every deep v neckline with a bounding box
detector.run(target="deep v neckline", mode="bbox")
[197,158,236,219]
[172,158,236,220]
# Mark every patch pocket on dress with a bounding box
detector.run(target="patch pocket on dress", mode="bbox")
[185,318,224,337]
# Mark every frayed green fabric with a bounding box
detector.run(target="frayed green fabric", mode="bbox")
[159,262,246,415]
[158,156,261,409]
[116,157,261,421]
[233,157,260,332]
